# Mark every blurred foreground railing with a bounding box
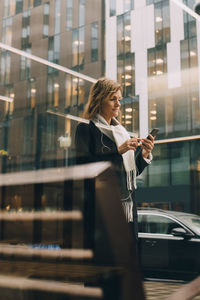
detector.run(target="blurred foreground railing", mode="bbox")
[0,162,145,300]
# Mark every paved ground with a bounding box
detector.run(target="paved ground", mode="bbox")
[143,280,200,300]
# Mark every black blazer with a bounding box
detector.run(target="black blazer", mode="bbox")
[75,121,148,198]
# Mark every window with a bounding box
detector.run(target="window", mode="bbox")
[124,0,134,12]
[154,0,170,46]
[65,75,72,108]
[48,35,60,73]
[65,76,85,109]
[27,79,36,109]
[21,10,31,47]
[40,115,58,156]
[147,46,167,133]
[3,85,14,116]
[148,143,170,187]
[0,51,11,84]
[55,0,61,35]
[117,12,134,97]
[20,47,32,80]
[91,22,98,62]
[43,3,50,38]
[117,12,131,56]
[2,17,13,45]
[138,214,182,234]
[117,12,136,132]
[34,0,42,7]
[110,0,116,17]
[183,0,196,39]
[146,0,154,5]
[23,116,34,155]
[171,142,190,185]
[72,27,85,67]
[16,0,23,14]
[79,0,85,27]
[148,46,167,77]
[3,0,15,18]
[28,0,42,8]
[181,38,198,70]
[47,75,60,108]
[66,0,73,31]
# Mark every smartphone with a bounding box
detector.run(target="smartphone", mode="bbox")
[147,128,159,139]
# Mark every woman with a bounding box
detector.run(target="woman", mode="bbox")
[75,77,154,242]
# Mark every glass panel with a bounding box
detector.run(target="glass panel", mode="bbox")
[43,2,50,38]
[110,0,116,17]
[91,22,98,62]
[79,0,85,27]
[34,0,42,7]
[54,0,61,35]
[72,27,85,67]
[0,1,200,294]
[66,0,73,31]
[148,143,170,187]
[3,0,16,18]
[171,142,190,185]
[138,214,183,234]
[16,0,23,14]
[2,17,13,46]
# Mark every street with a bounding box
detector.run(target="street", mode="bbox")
[143,280,200,300]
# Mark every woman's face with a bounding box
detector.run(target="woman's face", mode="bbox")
[100,90,122,123]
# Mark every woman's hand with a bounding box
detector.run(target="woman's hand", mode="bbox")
[141,134,155,159]
[118,137,141,155]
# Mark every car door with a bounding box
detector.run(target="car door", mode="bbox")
[138,213,200,280]
[138,213,171,277]
[167,229,200,280]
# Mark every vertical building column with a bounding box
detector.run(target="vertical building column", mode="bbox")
[131,2,155,137]
[167,0,184,89]
[105,16,117,80]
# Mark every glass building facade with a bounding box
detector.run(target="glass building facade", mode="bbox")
[0,1,200,297]
[0,0,199,216]
[105,0,200,214]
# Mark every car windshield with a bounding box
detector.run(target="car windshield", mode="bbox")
[178,214,200,235]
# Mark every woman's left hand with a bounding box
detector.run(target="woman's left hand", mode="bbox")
[141,134,155,159]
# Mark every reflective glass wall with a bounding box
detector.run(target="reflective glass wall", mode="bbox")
[0,0,199,214]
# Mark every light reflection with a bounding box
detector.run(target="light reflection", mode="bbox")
[73,40,84,45]
[124,36,131,41]
[125,108,133,112]
[125,65,132,71]
[156,16,163,22]
[150,110,157,115]
[156,58,163,64]
[125,25,131,31]
[190,51,196,57]
[31,88,36,94]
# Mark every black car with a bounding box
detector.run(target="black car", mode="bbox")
[137,208,200,281]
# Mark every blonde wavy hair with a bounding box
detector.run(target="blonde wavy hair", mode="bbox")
[83,77,122,120]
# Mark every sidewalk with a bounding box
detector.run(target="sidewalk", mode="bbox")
[143,281,200,300]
